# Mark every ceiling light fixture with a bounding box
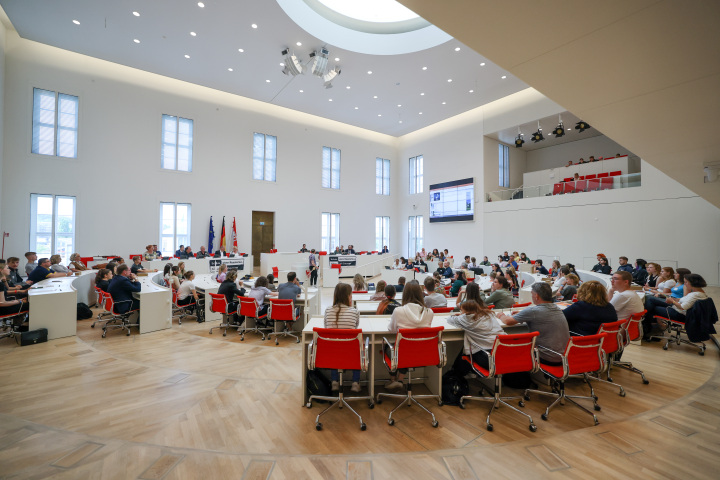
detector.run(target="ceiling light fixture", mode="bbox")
[501,75,507,79]
[367,70,372,74]
[238,48,244,52]
[442,102,446,105]
[296,42,302,46]
[346,86,351,89]
[251,24,258,29]
[553,115,565,138]
[228,68,233,72]
[265,79,270,83]
[132,11,140,17]
[454,47,460,51]
[198,2,205,7]
[480,62,486,66]
[422,66,427,70]
[447,79,452,82]
[133,39,140,44]
[281,48,303,76]
[299,90,304,93]
[420,93,425,96]
[190,31,197,36]
[515,127,525,148]
[469,90,474,93]
[531,121,544,143]
[575,120,591,133]
[335,57,340,62]
[72,19,80,25]
[184,54,190,58]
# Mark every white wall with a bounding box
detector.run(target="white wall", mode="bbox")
[0,19,6,232]
[483,137,527,197]
[1,33,398,258]
[526,135,633,172]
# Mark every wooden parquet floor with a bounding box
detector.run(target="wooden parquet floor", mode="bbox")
[1,306,719,479]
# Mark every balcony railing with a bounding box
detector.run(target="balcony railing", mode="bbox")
[487,172,641,202]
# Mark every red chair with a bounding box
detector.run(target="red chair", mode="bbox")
[269,249,278,254]
[523,333,607,425]
[511,302,531,308]
[575,179,587,192]
[331,264,342,276]
[376,327,447,427]
[238,297,271,341]
[597,172,609,178]
[652,300,716,355]
[585,174,597,180]
[267,298,300,345]
[352,290,368,294]
[521,280,525,288]
[80,256,93,267]
[430,307,455,314]
[307,328,372,431]
[563,177,573,182]
[565,182,576,194]
[443,285,452,296]
[609,171,622,176]
[615,310,649,384]
[102,293,139,338]
[572,294,578,302]
[576,320,627,397]
[172,289,195,326]
[91,287,113,329]
[460,332,540,432]
[587,178,600,191]
[552,183,564,195]
[0,302,29,342]
[318,251,327,255]
[208,292,241,337]
[600,177,614,190]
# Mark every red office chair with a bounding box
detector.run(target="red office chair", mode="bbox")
[615,311,649,384]
[563,177,573,182]
[652,300,716,355]
[575,320,627,398]
[0,302,29,342]
[552,183,564,195]
[331,264,342,275]
[376,327,447,427]
[172,289,195,326]
[444,285,452,295]
[80,256,93,267]
[587,178,600,191]
[238,297,271,340]
[565,182,576,194]
[575,179,587,192]
[208,293,241,337]
[102,294,139,338]
[91,287,113,329]
[524,333,607,425]
[430,307,455,314]
[597,172,609,178]
[609,170,622,176]
[352,290,368,294]
[307,328,372,430]
[572,294,578,302]
[267,298,300,345]
[521,280,525,288]
[600,177,614,190]
[460,332,540,432]
[272,266,279,279]
[511,302,531,308]
[585,174,597,180]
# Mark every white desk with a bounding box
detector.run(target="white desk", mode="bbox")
[134,274,172,334]
[355,298,459,314]
[320,253,398,286]
[130,256,253,275]
[380,269,431,286]
[27,277,78,340]
[192,274,223,322]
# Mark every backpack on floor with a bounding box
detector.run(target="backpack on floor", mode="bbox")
[442,370,469,406]
[307,370,331,403]
[76,302,93,320]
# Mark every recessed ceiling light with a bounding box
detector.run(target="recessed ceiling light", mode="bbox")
[265,79,270,82]
[299,90,304,93]
[296,42,302,46]
[447,79,452,82]
[335,57,340,62]
[197,2,205,7]
[454,47,460,51]
[420,93,425,96]
[373,95,378,99]
[228,68,233,72]
[279,63,284,66]
[442,102,446,105]
[251,24,258,29]
[397,104,401,107]
[133,39,140,44]
[469,89,474,93]
[419,112,423,115]
[501,75,507,79]
[399,120,403,124]
[346,86,351,89]
[378,114,382,117]
[238,48,244,53]
[328,99,333,102]
[354,107,358,109]
[132,11,140,17]
[184,54,190,58]
[190,31,197,36]
[480,62,486,66]
[422,66,427,70]
[367,71,372,74]
[72,19,80,25]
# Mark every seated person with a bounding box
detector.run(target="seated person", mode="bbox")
[376,284,400,315]
[25,251,38,276]
[130,256,157,275]
[432,272,447,296]
[566,160,574,167]
[480,275,514,309]
[195,246,211,259]
[106,261,119,278]
[215,264,228,283]
[591,255,611,274]
[182,246,194,258]
[562,281,618,336]
[608,271,644,320]
[175,245,185,257]
[643,267,689,335]
[533,259,549,276]
[617,256,633,273]
[480,256,491,266]
[0,264,30,317]
[107,264,141,318]
[392,258,403,269]
[460,255,471,269]
[504,266,519,294]
[229,246,240,257]
[448,299,505,375]
[501,251,510,262]
[177,271,201,321]
[177,261,186,279]
[550,260,561,278]
[69,253,88,271]
[578,157,586,164]
[347,245,356,254]
[370,280,387,301]
[518,253,529,264]
[508,256,518,269]
[215,245,227,257]
[442,261,454,278]
[95,268,112,292]
[323,283,362,392]
[423,276,447,308]
[352,273,366,292]
[50,254,70,274]
[644,266,676,296]
[278,271,303,320]
[496,283,570,366]
[395,276,406,293]
[633,259,652,286]
[646,274,708,335]
[589,155,597,162]
[450,270,467,297]
[556,273,579,301]
[143,244,158,261]
[248,275,278,319]
[299,244,308,253]
[467,257,477,268]
[381,245,389,253]
[266,273,277,291]
[217,270,246,324]
[28,257,71,283]
[573,173,580,182]
[167,265,181,290]
[6,257,30,290]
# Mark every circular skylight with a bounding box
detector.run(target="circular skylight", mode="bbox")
[315,0,419,23]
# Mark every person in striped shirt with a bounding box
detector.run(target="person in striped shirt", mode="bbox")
[323,283,362,393]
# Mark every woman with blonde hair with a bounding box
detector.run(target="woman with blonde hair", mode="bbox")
[645,266,675,295]
[370,280,387,301]
[69,253,88,271]
[50,254,70,274]
[215,264,228,283]
[562,280,617,335]
[323,283,362,392]
[352,273,367,292]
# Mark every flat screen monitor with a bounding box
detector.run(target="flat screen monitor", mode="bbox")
[429,177,474,223]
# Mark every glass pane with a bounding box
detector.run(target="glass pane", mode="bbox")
[265,135,276,182]
[321,147,331,188]
[55,197,75,234]
[253,133,264,180]
[35,235,52,256]
[162,145,176,169]
[176,204,189,235]
[161,204,175,235]
[162,115,177,169]
[161,236,175,255]
[331,148,341,189]
[55,235,73,264]
[35,196,54,234]
[32,89,56,155]
[177,146,190,172]
[383,159,390,195]
[409,157,416,194]
[178,118,193,171]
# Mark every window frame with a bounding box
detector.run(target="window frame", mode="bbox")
[375,216,390,251]
[253,132,277,182]
[161,114,194,172]
[31,88,79,158]
[322,146,341,189]
[499,144,510,188]
[159,202,192,254]
[407,215,423,257]
[321,212,340,252]
[29,193,77,265]
[375,157,390,195]
[409,155,423,194]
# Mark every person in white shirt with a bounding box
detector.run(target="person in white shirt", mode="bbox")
[553,266,569,289]
[644,266,676,296]
[647,274,708,333]
[608,271,644,320]
[177,271,202,321]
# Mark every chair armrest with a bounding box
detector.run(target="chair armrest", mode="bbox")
[362,336,370,372]
[382,337,396,371]
[439,341,447,368]
[307,340,315,370]
[569,330,583,336]
[536,345,563,358]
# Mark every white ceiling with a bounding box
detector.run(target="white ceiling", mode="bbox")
[0,0,529,137]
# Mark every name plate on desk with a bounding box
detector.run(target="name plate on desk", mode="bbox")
[209,257,245,273]
[328,255,357,266]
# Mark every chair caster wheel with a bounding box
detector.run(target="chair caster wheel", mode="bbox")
[102,333,106,338]
[459,403,465,409]
[594,405,601,411]
[376,398,382,405]
[261,337,265,341]
[432,421,439,428]
[91,324,95,328]
[642,379,649,385]
[529,424,537,432]
[662,344,668,350]
[593,416,599,426]
[523,394,530,401]
[275,340,279,345]
[699,350,705,356]
[541,413,548,421]
[315,423,322,431]
[360,423,366,431]
[306,402,312,408]
[388,418,394,426]
[438,401,443,407]
[240,337,245,341]
[126,331,130,336]
[518,400,525,407]
[296,338,300,343]
[368,402,374,409]
[619,391,626,397]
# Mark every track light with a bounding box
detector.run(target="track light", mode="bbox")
[281,48,303,76]
[309,48,330,77]
[322,66,341,89]
[553,115,565,138]
[575,120,591,133]
[515,127,524,148]
[531,121,544,143]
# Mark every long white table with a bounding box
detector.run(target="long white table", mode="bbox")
[134,274,172,334]
[104,255,254,276]
[355,298,459,314]
[27,276,81,340]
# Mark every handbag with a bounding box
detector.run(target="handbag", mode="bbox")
[19,328,48,346]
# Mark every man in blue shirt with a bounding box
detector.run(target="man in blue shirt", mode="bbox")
[28,257,70,283]
[175,245,184,257]
[108,264,141,316]
[533,259,549,276]
[278,271,302,320]
[617,256,634,273]
[442,261,454,278]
